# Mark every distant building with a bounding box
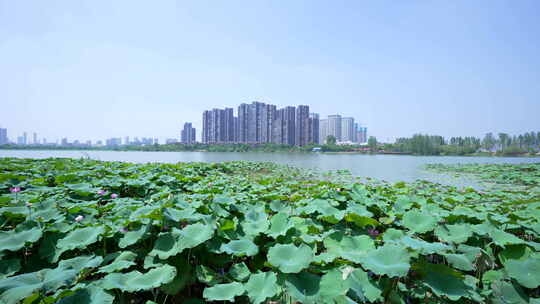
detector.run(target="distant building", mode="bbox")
[327,115,342,141]
[308,113,320,145]
[125,136,130,145]
[23,132,28,145]
[0,128,7,145]
[33,132,38,145]
[295,105,310,146]
[181,122,196,144]
[341,117,355,143]
[357,127,368,143]
[106,138,122,146]
[61,138,68,146]
[166,138,178,144]
[319,119,328,144]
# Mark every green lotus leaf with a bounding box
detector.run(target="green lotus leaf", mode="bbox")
[319,269,350,301]
[323,232,374,263]
[56,286,114,304]
[344,213,379,228]
[59,255,104,272]
[489,229,525,247]
[267,212,293,238]
[504,258,540,288]
[345,267,383,303]
[267,243,314,273]
[244,272,279,304]
[444,253,475,271]
[0,267,78,304]
[196,265,223,286]
[284,271,322,304]
[0,226,42,252]
[55,226,105,261]
[202,282,245,302]
[382,228,405,242]
[359,244,410,277]
[98,251,137,273]
[220,239,258,257]
[118,225,148,248]
[402,210,437,233]
[498,244,532,266]
[229,262,251,282]
[491,281,529,304]
[399,236,451,254]
[419,263,471,301]
[150,223,214,259]
[100,265,176,292]
[435,224,472,244]
[241,209,269,236]
[0,259,20,279]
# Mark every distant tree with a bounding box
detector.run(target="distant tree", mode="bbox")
[482,133,496,151]
[368,136,378,151]
[326,135,337,145]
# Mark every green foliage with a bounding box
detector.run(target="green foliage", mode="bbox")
[0,158,539,303]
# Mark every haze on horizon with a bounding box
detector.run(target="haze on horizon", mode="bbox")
[1,1,539,144]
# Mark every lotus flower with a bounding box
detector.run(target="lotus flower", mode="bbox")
[10,187,21,193]
[25,202,32,207]
[368,228,380,237]
[75,215,84,222]
[111,193,118,199]
[97,189,106,195]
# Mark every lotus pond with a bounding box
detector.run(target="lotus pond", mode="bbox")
[0,158,539,304]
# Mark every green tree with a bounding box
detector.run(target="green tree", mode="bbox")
[368,136,378,151]
[326,135,337,145]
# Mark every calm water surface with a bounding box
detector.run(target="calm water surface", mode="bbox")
[1,150,539,185]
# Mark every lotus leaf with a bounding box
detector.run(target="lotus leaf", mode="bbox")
[100,265,176,292]
[244,272,279,304]
[202,282,245,302]
[267,243,314,273]
[220,239,258,257]
[359,244,410,277]
[402,210,438,233]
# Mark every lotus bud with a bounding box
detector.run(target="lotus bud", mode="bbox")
[75,215,84,222]
[111,193,118,199]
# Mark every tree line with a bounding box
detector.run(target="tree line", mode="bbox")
[384,132,540,156]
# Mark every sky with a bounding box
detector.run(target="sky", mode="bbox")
[1,1,539,143]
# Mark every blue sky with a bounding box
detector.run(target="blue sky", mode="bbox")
[1,0,539,143]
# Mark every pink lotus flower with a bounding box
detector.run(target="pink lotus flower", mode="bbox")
[25,202,32,207]
[75,215,84,222]
[111,193,118,199]
[368,228,380,237]
[10,187,21,193]
[97,189,106,195]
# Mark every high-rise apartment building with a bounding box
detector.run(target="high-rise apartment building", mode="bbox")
[181,122,196,144]
[308,113,320,145]
[23,132,27,145]
[202,108,235,143]
[295,105,310,146]
[32,133,37,145]
[0,128,7,145]
[341,117,355,143]
[319,119,328,144]
[261,104,276,143]
[327,115,342,141]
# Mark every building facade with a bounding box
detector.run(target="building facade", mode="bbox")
[341,117,355,143]
[319,119,328,144]
[181,122,196,144]
[295,105,310,146]
[0,128,7,145]
[327,115,342,142]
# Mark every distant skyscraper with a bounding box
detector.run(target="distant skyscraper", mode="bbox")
[23,132,27,145]
[261,104,276,143]
[202,108,234,143]
[33,132,37,145]
[341,117,355,142]
[181,122,196,144]
[295,105,310,146]
[125,136,130,145]
[237,104,249,143]
[319,119,328,144]
[327,115,342,141]
[353,123,359,142]
[61,138,68,146]
[0,128,7,145]
[308,113,320,145]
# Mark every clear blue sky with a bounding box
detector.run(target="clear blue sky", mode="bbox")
[1,0,539,143]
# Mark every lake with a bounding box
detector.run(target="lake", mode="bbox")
[2,149,539,186]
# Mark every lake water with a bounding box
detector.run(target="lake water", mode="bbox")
[2,150,539,186]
